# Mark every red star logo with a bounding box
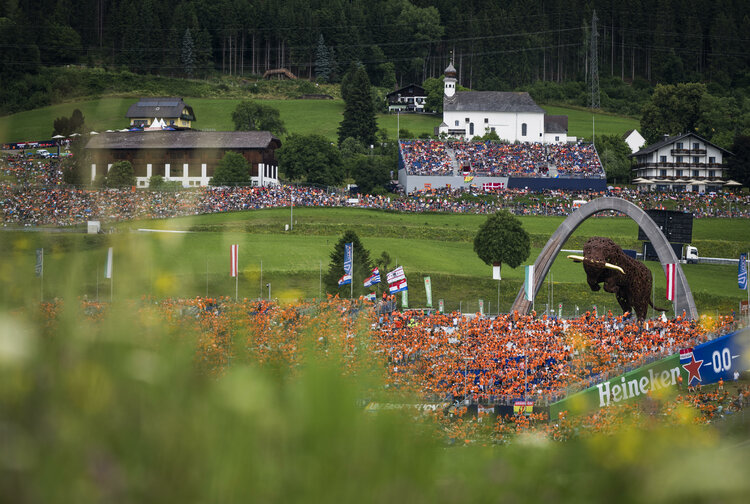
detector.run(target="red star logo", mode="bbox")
[682,355,704,385]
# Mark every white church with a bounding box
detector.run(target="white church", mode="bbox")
[437,63,571,144]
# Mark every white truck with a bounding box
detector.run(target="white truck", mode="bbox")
[684,245,699,264]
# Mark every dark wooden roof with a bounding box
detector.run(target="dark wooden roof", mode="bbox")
[126,97,195,120]
[444,91,544,114]
[630,133,730,157]
[386,84,426,99]
[85,131,281,150]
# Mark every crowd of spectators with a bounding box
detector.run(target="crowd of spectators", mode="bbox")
[373,309,733,405]
[2,155,749,226]
[399,140,604,178]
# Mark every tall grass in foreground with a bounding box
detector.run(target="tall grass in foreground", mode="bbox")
[2,237,750,503]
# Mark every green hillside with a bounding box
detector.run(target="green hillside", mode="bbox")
[3,209,748,315]
[0,97,639,145]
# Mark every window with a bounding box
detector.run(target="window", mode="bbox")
[660,169,667,177]
[484,117,489,123]
[676,156,684,163]
[693,170,699,177]
[521,123,527,136]
[491,127,496,132]
[555,136,560,141]
[465,117,470,123]
[693,142,699,150]
[709,170,715,177]
[660,155,667,163]
[676,142,684,149]
[676,169,683,177]
[469,123,474,135]
[692,156,699,163]
[708,156,716,164]
[455,120,459,127]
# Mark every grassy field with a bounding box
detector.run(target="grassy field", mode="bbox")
[4,209,749,315]
[0,97,639,144]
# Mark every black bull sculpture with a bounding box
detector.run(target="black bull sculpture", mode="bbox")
[569,237,666,320]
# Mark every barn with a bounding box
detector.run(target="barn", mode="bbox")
[85,130,281,187]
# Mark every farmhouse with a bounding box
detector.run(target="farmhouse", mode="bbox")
[126,97,196,129]
[386,84,427,112]
[629,133,730,193]
[85,130,281,188]
[437,63,571,143]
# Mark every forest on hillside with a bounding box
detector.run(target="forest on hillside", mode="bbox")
[1,0,749,89]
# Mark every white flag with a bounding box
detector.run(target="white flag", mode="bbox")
[105,247,113,279]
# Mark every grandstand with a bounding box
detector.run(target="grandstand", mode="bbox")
[398,139,606,193]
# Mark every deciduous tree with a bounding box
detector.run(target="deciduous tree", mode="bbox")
[473,210,530,271]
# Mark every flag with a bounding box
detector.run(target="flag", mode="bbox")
[338,274,352,286]
[389,279,408,294]
[365,293,376,302]
[401,289,409,309]
[739,253,748,290]
[230,244,239,277]
[524,265,534,301]
[35,248,43,277]
[105,247,113,279]
[344,242,353,276]
[363,268,380,287]
[666,263,676,301]
[386,266,405,284]
[464,175,474,183]
[424,276,433,308]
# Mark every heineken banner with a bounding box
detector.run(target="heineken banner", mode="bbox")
[438,299,444,313]
[401,289,408,309]
[424,276,433,308]
[551,329,750,418]
[550,354,682,418]
[478,299,484,316]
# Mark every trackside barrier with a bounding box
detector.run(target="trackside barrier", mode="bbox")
[550,329,750,418]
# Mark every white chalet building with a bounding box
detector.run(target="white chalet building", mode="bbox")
[629,133,730,193]
[437,63,571,143]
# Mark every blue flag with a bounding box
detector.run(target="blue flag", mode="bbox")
[739,253,747,290]
[344,242,353,276]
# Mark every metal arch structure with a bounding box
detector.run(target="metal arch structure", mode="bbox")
[510,197,698,319]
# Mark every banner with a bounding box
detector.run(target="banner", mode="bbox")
[513,401,533,415]
[492,262,501,280]
[666,263,676,301]
[35,248,43,277]
[389,279,408,294]
[230,244,239,277]
[424,276,433,308]
[363,268,380,287]
[344,242,353,276]
[739,253,748,290]
[438,299,444,313]
[338,274,352,286]
[550,329,750,417]
[105,247,113,279]
[386,266,405,284]
[401,289,408,309]
[478,299,484,315]
[524,265,534,301]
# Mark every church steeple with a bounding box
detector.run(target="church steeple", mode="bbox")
[444,61,457,98]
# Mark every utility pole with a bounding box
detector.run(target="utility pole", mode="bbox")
[589,10,600,109]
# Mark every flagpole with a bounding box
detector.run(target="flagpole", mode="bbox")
[40,248,44,303]
[235,250,239,302]
[260,260,263,299]
[206,257,209,298]
[350,246,354,299]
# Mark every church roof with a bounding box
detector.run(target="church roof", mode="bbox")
[444,91,544,114]
[544,115,568,134]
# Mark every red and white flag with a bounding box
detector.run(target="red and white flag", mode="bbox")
[230,244,239,277]
[666,263,676,301]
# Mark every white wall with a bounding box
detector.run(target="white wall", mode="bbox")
[441,111,545,142]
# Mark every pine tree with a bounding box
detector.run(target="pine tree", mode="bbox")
[337,64,377,146]
[314,34,331,82]
[323,230,374,296]
[181,28,194,78]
